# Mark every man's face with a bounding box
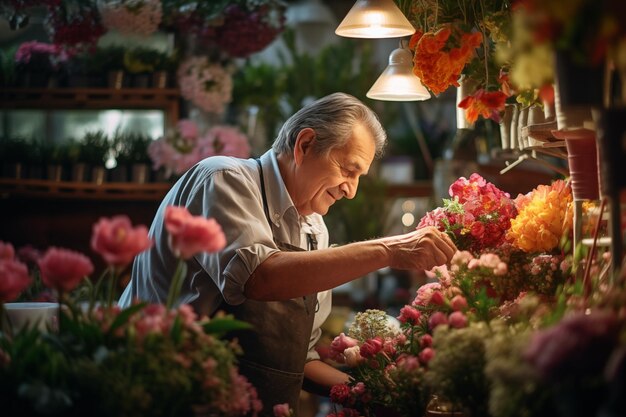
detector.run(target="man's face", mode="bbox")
[293,123,376,216]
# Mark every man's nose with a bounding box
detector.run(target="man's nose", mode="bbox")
[340,179,358,199]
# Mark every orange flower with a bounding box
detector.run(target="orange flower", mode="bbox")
[412,26,483,95]
[508,180,572,252]
[458,89,507,123]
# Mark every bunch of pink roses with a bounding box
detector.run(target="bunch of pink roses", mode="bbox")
[0,206,264,417]
[148,119,250,178]
[418,173,517,253]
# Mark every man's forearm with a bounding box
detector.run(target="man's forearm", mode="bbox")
[244,239,389,301]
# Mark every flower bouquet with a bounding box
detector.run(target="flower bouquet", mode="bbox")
[418,173,518,253]
[45,2,106,52]
[177,56,234,114]
[98,0,162,36]
[148,119,250,178]
[0,207,263,416]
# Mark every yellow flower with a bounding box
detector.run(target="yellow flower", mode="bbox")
[508,180,572,252]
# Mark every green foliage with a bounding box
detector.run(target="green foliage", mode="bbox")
[78,131,111,165]
[113,132,153,165]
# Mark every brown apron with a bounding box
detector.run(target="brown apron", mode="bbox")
[221,159,317,416]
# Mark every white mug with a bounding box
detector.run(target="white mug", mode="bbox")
[4,302,59,333]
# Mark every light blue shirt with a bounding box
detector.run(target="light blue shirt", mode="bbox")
[119,149,330,359]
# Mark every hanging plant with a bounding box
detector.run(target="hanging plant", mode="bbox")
[97,0,162,36]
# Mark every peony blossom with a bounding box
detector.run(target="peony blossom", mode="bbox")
[38,247,94,293]
[272,403,292,417]
[330,332,359,361]
[418,347,435,365]
[448,311,468,328]
[91,215,153,269]
[359,337,384,358]
[398,305,422,325]
[0,258,32,302]
[450,295,468,311]
[164,206,227,259]
[0,241,15,260]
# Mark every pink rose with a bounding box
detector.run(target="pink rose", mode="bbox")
[398,305,421,324]
[0,241,15,260]
[330,332,359,360]
[420,334,433,348]
[0,258,31,302]
[450,295,468,311]
[164,206,227,259]
[448,311,468,328]
[272,403,291,417]
[359,337,384,358]
[428,311,449,330]
[38,247,94,292]
[419,347,435,365]
[91,215,153,269]
[429,291,445,305]
[351,381,366,395]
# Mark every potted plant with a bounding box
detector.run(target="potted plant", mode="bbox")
[14,41,65,88]
[115,132,154,183]
[78,131,110,183]
[123,47,174,88]
[0,137,29,179]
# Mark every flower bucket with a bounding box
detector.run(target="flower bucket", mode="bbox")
[554,129,600,201]
[4,302,59,333]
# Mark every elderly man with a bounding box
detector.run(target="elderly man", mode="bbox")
[119,92,456,415]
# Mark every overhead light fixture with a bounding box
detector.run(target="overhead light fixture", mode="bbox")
[335,0,415,39]
[367,43,431,101]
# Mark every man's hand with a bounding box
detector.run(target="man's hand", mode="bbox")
[380,226,457,271]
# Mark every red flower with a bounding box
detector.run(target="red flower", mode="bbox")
[398,305,422,325]
[38,247,94,292]
[0,241,15,260]
[164,206,226,259]
[330,383,352,405]
[458,89,507,123]
[91,215,153,269]
[0,258,31,302]
[359,337,384,358]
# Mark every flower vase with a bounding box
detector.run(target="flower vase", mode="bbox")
[499,104,514,150]
[4,302,59,333]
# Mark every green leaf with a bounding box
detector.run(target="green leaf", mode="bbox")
[202,317,252,337]
[108,303,146,333]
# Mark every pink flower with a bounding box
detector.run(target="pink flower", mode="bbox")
[419,347,435,365]
[273,403,292,417]
[450,295,468,311]
[420,334,433,348]
[201,125,250,159]
[448,311,468,328]
[351,381,366,395]
[177,120,199,139]
[164,206,227,259]
[343,346,364,367]
[0,258,31,302]
[91,215,153,269]
[330,332,359,360]
[359,337,384,358]
[330,384,352,405]
[38,247,94,292]
[398,305,422,324]
[429,291,445,305]
[428,311,449,330]
[0,241,15,260]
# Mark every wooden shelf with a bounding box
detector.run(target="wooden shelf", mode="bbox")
[0,178,171,201]
[0,87,180,126]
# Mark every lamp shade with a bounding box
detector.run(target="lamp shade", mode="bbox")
[335,0,415,39]
[367,47,431,101]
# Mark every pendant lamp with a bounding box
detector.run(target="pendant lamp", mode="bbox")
[335,0,415,39]
[367,44,431,101]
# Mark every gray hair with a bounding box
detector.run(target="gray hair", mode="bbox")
[272,92,387,158]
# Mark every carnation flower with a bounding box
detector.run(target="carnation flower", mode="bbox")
[148,120,250,178]
[177,56,233,114]
[508,180,573,253]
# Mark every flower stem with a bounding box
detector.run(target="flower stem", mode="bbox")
[166,259,187,310]
[107,267,119,309]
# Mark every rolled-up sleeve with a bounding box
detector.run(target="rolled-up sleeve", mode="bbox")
[187,167,279,305]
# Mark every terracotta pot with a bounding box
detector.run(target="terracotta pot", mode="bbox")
[554,129,600,201]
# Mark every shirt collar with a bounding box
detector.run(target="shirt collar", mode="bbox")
[259,150,296,226]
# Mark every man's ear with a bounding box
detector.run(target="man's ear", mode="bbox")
[293,128,316,166]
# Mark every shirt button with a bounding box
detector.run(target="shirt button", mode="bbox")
[273,212,280,220]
